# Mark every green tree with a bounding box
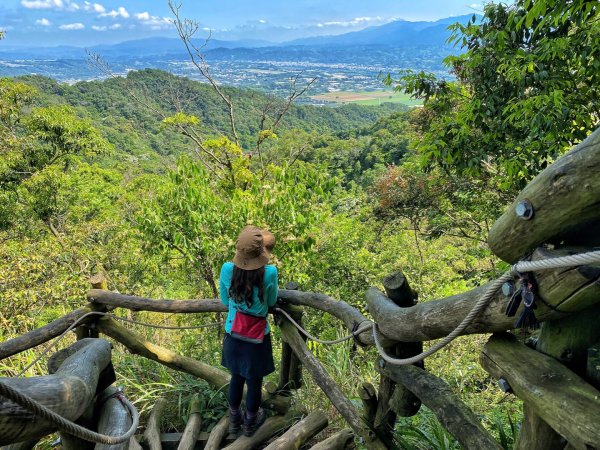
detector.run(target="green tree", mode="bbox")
[388,0,600,190]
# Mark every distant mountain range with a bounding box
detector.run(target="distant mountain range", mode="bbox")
[0,14,477,60]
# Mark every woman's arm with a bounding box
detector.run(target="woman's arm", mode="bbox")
[265,266,279,307]
[219,263,230,306]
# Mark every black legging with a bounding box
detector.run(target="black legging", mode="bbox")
[228,373,263,413]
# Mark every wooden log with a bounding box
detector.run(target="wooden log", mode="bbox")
[308,428,354,450]
[88,289,384,347]
[277,341,293,393]
[263,410,328,450]
[95,317,290,414]
[514,405,565,450]
[480,333,600,449]
[284,304,305,391]
[367,247,600,342]
[0,442,39,450]
[94,386,134,450]
[88,290,226,313]
[222,412,300,450]
[128,437,143,450]
[278,289,380,347]
[488,127,600,263]
[374,270,421,443]
[0,339,112,445]
[177,396,202,450]
[378,361,503,450]
[359,382,377,427]
[536,302,600,376]
[204,416,229,450]
[143,398,167,450]
[588,342,600,390]
[0,305,98,360]
[279,320,386,450]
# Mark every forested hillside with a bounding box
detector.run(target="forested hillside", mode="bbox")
[1,0,599,448]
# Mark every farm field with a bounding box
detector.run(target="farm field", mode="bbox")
[310,89,422,106]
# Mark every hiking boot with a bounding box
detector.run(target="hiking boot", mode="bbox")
[228,407,243,437]
[243,408,266,437]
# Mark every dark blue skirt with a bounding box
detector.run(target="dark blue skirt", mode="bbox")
[221,332,275,379]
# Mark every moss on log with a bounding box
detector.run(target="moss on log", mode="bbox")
[480,333,600,449]
[488,127,600,263]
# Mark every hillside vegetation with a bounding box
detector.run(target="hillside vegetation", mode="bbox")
[1,0,598,448]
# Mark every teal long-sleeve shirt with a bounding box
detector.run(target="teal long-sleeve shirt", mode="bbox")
[219,262,279,334]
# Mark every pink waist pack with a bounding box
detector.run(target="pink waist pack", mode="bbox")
[231,309,267,344]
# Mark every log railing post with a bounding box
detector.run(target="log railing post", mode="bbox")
[278,282,305,392]
[76,274,107,341]
[373,271,421,442]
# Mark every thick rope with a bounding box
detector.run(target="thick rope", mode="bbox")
[274,307,373,344]
[0,380,139,444]
[374,249,600,366]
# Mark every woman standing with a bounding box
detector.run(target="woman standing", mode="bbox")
[220,226,278,437]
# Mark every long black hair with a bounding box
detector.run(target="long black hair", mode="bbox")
[228,266,265,308]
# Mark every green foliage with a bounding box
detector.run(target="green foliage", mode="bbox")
[138,155,334,295]
[388,0,600,190]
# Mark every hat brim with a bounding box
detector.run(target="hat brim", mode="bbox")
[233,249,270,270]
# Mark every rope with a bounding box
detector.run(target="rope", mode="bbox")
[0,380,139,444]
[274,307,372,344]
[374,249,600,366]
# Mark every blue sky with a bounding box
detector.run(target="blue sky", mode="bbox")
[0,0,488,46]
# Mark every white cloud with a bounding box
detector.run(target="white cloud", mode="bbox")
[136,14,172,30]
[21,0,63,9]
[135,12,150,21]
[322,16,387,27]
[59,22,84,29]
[0,25,15,31]
[469,3,482,8]
[35,18,52,26]
[83,2,105,13]
[100,6,129,18]
[91,24,106,31]
[258,19,267,24]
[109,23,121,29]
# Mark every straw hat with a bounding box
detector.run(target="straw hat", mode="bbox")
[233,226,270,270]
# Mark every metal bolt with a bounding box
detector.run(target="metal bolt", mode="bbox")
[502,281,515,297]
[498,378,513,393]
[515,199,534,220]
